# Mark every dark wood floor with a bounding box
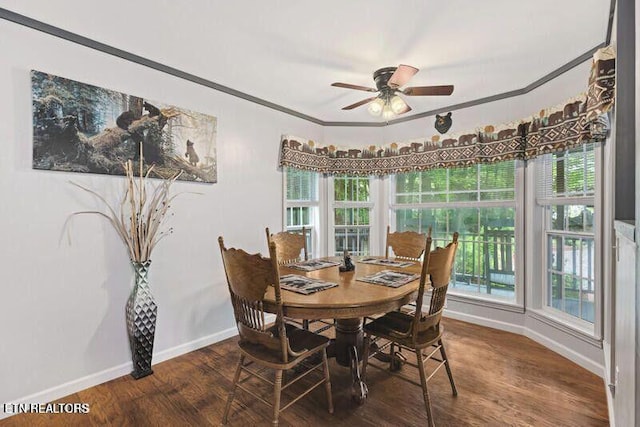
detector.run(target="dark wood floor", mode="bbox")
[2,318,609,426]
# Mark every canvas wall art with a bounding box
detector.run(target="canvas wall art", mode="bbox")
[31,70,217,183]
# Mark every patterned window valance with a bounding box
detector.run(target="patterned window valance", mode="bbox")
[279,46,615,176]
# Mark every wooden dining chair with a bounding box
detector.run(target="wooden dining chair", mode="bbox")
[483,228,516,294]
[363,226,429,324]
[266,227,333,332]
[219,236,333,427]
[267,227,308,264]
[385,225,428,261]
[361,231,459,427]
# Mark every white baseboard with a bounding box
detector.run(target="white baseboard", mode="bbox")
[444,309,525,335]
[152,327,238,365]
[0,326,238,420]
[602,341,616,427]
[444,309,604,377]
[0,361,132,421]
[524,328,603,376]
[605,380,616,427]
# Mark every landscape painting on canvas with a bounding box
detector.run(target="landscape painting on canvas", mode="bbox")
[31,70,217,183]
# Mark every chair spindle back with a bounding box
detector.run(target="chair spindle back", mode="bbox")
[385,225,428,261]
[218,236,290,362]
[411,231,459,339]
[266,227,308,265]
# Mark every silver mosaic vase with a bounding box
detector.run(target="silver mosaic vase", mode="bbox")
[125,260,157,379]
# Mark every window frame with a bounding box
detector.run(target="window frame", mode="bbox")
[281,142,604,340]
[533,143,603,338]
[328,175,379,257]
[388,161,525,307]
[282,167,323,258]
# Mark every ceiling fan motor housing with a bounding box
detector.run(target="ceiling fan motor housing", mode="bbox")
[373,67,398,91]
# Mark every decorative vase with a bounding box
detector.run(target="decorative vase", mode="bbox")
[125,260,157,379]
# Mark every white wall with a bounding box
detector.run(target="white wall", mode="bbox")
[0,18,322,409]
[323,126,385,147]
[0,11,606,414]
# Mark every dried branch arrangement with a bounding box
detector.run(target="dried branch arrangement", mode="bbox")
[68,147,185,263]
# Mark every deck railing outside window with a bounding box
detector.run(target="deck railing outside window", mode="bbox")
[537,144,597,324]
[393,161,517,301]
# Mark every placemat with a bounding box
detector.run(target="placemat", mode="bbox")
[279,274,338,295]
[358,257,415,268]
[286,259,340,271]
[357,270,420,288]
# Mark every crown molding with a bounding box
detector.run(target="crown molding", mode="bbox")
[0,3,614,128]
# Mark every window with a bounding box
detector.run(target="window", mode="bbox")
[330,176,374,256]
[537,144,597,324]
[284,168,319,258]
[391,161,519,302]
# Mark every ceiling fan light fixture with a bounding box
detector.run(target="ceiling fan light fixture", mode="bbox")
[390,95,407,114]
[381,103,395,120]
[333,64,454,119]
[367,98,385,116]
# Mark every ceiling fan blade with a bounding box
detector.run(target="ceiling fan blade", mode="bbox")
[388,64,419,88]
[396,103,412,115]
[403,85,454,96]
[342,97,378,110]
[331,82,378,92]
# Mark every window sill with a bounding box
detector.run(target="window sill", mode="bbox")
[527,309,602,348]
[446,292,524,314]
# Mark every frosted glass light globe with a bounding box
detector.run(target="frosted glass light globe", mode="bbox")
[382,104,395,120]
[367,98,384,116]
[390,95,407,114]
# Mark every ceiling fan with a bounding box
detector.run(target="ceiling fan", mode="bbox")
[331,64,454,118]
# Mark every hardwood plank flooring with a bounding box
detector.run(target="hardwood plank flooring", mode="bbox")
[1,319,609,426]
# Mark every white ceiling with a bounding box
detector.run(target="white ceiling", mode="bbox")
[0,0,612,123]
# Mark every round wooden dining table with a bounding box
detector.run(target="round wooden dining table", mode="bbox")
[263,256,423,403]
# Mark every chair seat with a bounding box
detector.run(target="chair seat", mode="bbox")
[364,311,442,349]
[362,232,459,427]
[239,323,330,368]
[220,236,333,426]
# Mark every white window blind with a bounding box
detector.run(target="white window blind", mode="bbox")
[284,168,319,258]
[286,168,317,202]
[395,161,515,204]
[536,144,596,203]
[536,143,597,324]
